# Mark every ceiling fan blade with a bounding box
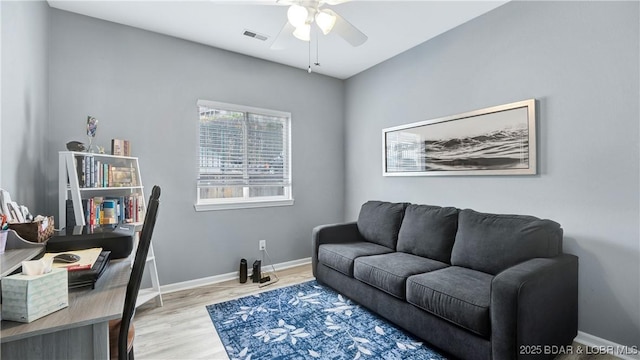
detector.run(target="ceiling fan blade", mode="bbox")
[321,0,350,5]
[210,1,286,4]
[270,21,297,50]
[325,9,367,47]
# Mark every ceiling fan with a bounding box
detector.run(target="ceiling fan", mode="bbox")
[270,0,368,49]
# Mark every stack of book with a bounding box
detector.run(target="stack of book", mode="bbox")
[74,155,137,188]
[67,194,144,226]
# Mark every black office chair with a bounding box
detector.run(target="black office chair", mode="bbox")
[109,185,161,360]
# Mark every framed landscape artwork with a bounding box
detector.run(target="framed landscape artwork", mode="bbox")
[382,99,536,176]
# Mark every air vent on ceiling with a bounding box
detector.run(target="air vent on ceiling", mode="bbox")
[243,29,269,42]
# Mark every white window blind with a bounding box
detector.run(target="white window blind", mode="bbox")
[196,100,293,210]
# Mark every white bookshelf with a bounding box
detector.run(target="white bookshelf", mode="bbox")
[58,151,163,307]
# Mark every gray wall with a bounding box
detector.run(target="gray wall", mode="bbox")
[1,0,49,211]
[344,1,639,347]
[47,9,345,284]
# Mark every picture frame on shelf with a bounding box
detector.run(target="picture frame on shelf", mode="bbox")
[110,167,137,187]
[382,99,537,176]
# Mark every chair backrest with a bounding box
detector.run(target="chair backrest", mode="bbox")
[118,185,161,360]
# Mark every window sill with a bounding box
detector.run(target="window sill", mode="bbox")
[194,199,294,211]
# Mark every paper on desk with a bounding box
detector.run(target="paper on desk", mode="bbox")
[21,257,53,275]
[42,247,103,269]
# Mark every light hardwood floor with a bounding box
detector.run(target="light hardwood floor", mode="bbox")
[134,264,314,359]
[134,264,618,360]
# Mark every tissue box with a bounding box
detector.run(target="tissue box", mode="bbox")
[1,268,69,323]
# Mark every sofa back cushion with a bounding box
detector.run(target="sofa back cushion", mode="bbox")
[397,204,459,263]
[451,209,563,275]
[357,201,408,249]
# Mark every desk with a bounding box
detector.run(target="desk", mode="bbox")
[1,259,130,359]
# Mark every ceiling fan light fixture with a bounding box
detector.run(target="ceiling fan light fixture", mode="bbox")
[292,23,311,41]
[287,4,308,28]
[315,10,336,35]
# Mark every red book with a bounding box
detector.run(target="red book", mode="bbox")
[66,264,92,271]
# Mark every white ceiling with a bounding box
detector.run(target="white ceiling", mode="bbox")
[47,0,507,79]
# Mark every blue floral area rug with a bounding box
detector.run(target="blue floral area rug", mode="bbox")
[206,280,447,360]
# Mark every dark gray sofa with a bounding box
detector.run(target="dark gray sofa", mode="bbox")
[312,201,578,360]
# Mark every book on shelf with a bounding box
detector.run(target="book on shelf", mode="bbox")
[101,199,117,224]
[103,163,108,187]
[111,139,131,156]
[95,160,100,188]
[84,155,90,187]
[111,139,124,156]
[66,199,76,229]
[136,193,144,222]
[123,140,131,156]
[75,156,85,187]
[90,156,95,187]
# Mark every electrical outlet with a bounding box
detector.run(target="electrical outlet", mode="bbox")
[259,240,266,251]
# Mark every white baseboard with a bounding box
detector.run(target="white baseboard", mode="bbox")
[159,257,311,295]
[575,331,639,360]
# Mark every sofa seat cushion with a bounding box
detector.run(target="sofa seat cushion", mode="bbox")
[406,266,493,337]
[318,242,393,277]
[354,252,448,299]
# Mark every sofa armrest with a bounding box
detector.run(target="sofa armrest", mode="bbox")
[312,222,361,277]
[491,254,578,360]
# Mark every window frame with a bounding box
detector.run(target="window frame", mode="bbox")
[194,100,294,211]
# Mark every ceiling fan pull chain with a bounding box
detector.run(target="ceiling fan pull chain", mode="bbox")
[308,37,312,73]
[315,32,320,67]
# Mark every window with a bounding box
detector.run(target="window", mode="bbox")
[195,100,293,211]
